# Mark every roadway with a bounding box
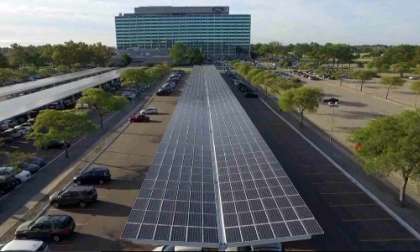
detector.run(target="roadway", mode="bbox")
[224,74,420,251]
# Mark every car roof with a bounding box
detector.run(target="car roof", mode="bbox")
[66,185,95,192]
[1,239,44,251]
[86,166,109,172]
[35,215,70,224]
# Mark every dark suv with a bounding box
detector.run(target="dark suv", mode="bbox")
[50,185,97,208]
[73,166,111,185]
[15,215,75,242]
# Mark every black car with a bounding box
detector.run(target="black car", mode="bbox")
[156,88,172,96]
[27,157,47,167]
[19,162,41,174]
[0,176,19,196]
[50,185,97,208]
[245,91,258,98]
[15,215,75,242]
[42,140,70,150]
[73,166,111,185]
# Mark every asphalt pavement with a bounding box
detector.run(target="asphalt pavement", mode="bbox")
[224,74,420,251]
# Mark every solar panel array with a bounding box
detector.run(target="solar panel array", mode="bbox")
[122,65,323,248]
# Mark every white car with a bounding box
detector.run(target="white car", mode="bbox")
[15,170,32,183]
[0,239,48,251]
[140,107,158,115]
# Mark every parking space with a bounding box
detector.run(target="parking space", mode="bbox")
[41,84,183,251]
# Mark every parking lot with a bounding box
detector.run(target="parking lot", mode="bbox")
[42,95,177,251]
[224,73,420,251]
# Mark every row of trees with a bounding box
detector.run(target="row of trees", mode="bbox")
[1,41,114,68]
[252,42,420,76]
[120,64,171,89]
[169,43,205,66]
[0,41,114,86]
[253,42,356,69]
[233,62,322,124]
[233,62,302,96]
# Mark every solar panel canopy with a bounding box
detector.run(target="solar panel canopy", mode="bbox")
[0,67,111,98]
[122,65,323,248]
[0,70,120,122]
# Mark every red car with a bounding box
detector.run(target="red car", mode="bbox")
[129,114,150,123]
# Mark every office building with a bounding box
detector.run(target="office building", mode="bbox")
[115,6,251,59]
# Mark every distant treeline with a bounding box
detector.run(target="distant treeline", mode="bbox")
[251,42,420,72]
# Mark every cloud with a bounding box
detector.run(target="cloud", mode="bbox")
[0,0,419,47]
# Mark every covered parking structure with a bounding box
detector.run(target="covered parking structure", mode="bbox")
[0,67,113,100]
[0,70,121,123]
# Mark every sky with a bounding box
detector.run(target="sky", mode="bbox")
[0,0,419,47]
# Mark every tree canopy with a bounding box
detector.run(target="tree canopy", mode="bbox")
[279,86,322,124]
[169,43,205,66]
[351,70,376,92]
[29,110,96,157]
[380,76,405,99]
[120,65,170,89]
[351,110,420,205]
[79,88,128,128]
[410,81,420,107]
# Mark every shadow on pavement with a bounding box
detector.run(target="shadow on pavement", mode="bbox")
[339,100,367,107]
[62,200,131,217]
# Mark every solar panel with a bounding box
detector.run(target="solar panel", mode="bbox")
[122,66,323,248]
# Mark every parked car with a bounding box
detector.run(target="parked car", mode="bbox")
[19,162,41,174]
[2,128,23,139]
[245,91,258,98]
[49,185,97,208]
[41,140,70,150]
[0,239,48,252]
[0,167,18,177]
[73,166,111,185]
[140,107,158,115]
[130,114,150,123]
[26,157,47,168]
[15,215,75,242]
[15,170,32,183]
[0,176,19,196]
[121,91,137,100]
[156,88,172,96]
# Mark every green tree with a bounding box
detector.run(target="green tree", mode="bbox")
[391,62,411,78]
[79,88,128,129]
[120,68,149,89]
[410,81,420,108]
[170,43,189,66]
[189,48,205,65]
[29,110,96,158]
[0,52,8,67]
[121,54,132,66]
[352,70,376,92]
[351,111,420,205]
[381,76,406,100]
[279,86,322,125]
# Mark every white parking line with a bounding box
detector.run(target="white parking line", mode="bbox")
[259,98,420,240]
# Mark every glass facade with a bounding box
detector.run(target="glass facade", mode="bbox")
[115,7,251,59]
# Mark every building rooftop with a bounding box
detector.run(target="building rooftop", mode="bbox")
[132,6,229,15]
